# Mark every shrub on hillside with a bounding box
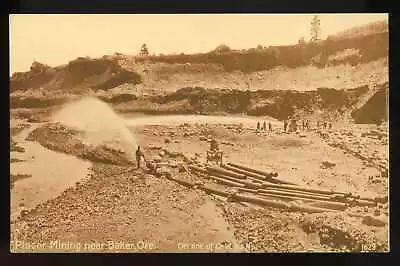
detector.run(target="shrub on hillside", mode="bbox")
[212,44,232,54]
[136,31,387,72]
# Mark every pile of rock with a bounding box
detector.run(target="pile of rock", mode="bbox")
[26,123,132,165]
[300,213,388,251]
[320,128,388,174]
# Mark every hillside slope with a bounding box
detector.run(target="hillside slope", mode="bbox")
[9,21,388,124]
[10,57,142,92]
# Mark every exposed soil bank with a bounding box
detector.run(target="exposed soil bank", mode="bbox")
[26,123,132,166]
[10,58,142,92]
[116,83,387,123]
[351,85,388,124]
[11,82,388,124]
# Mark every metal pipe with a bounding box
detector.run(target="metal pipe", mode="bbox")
[169,177,336,213]
[208,172,262,189]
[170,178,195,188]
[258,192,346,211]
[206,166,247,179]
[359,195,388,204]
[226,164,380,205]
[232,194,288,209]
[260,182,342,196]
[257,192,313,202]
[306,201,347,211]
[261,187,334,198]
[287,202,337,213]
[346,199,376,207]
[188,164,378,207]
[201,185,231,197]
[245,176,264,184]
[208,175,245,188]
[258,189,333,201]
[227,162,276,177]
[189,165,208,174]
[226,162,297,185]
[237,187,259,194]
[232,194,334,213]
[221,164,268,180]
[260,189,375,207]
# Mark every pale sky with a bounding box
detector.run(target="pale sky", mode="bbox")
[9,13,388,74]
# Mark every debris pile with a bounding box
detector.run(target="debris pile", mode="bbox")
[301,213,388,251]
[26,123,132,165]
[320,128,388,177]
[221,208,308,252]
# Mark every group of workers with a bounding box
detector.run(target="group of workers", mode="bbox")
[256,121,273,132]
[281,118,333,132]
[316,120,333,130]
[255,119,333,133]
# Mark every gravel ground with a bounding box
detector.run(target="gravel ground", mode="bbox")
[10,120,389,252]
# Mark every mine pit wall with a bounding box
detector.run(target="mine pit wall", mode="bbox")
[351,83,388,124]
[10,95,73,109]
[148,84,374,121]
[9,83,388,124]
[10,93,138,109]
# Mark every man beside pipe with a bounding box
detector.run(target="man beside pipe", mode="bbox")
[135,145,146,169]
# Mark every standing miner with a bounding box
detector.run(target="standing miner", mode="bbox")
[210,138,219,151]
[135,146,145,169]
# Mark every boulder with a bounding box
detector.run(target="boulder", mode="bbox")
[221,141,234,146]
[321,161,336,169]
[199,136,207,141]
[20,209,29,218]
[362,215,386,227]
